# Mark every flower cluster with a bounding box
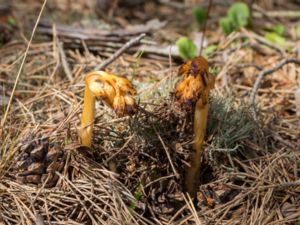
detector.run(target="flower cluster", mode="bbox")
[175,56,214,109]
[85,71,137,117]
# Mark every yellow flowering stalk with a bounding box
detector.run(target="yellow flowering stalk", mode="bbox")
[80,71,137,147]
[175,56,215,197]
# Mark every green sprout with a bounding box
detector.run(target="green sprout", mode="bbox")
[271,24,285,36]
[7,17,17,27]
[129,183,143,211]
[219,2,251,35]
[176,37,198,60]
[296,26,300,38]
[264,32,286,47]
[228,2,250,29]
[203,44,218,58]
[264,24,286,47]
[192,6,206,27]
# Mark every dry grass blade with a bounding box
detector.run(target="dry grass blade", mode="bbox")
[154,128,180,179]
[183,194,202,225]
[1,0,48,129]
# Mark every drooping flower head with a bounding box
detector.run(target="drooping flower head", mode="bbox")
[175,56,214,110]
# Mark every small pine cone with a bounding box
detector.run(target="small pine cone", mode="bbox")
[15,135,66,188]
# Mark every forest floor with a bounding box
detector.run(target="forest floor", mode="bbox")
[0,0,299,224]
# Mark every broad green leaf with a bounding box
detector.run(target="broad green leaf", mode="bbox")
[192,6,206,27]
[228,2,250,29]
[265,32,286,47]
[203,44,218,58]
[219,17,235,35]
[176,37,198,60]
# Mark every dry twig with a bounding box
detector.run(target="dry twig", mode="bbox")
[58,42,73,82]
[154,128,180,179]
[250,58,300,120]
[94,33,146,70]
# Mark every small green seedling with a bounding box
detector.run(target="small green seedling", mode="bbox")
[264,24,286,47]
[219,2,251,35]
[219,17,235,35]
[130,50,144,81]
[129,184,143,211]
[296,26,300,38]
[271,24,285,36]
[176,37,198,60]
[193,6,206,27]
[203,44,218,58]
[7,17,17,27]
[228,2,250,29]
[264,32,286,47]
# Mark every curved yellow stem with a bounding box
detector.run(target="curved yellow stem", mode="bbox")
[80,83,96,147]
[79,71,137,148]
[80,72,111,148]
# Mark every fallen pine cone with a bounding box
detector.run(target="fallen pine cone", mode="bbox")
[15,134,66,188]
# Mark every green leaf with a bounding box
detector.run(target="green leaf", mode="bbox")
[219,17,235,35]
[7,16,17,27]
[192,6,206,27]
[227,2,250,29]
[129,184,143,211]
[265,32,286,47]
[296,26,300,37]
[272,24,285,35]
[203,44,218,58]
[176,37,198,60]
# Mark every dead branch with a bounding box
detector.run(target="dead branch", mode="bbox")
[38,19,166,41]
[36,20,176,60]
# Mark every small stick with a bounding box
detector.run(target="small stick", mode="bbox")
[199,0,213,56]
[154,128,180,179]
[250,58,300,120]
[94,33,146,71]
[1,0,48,128]
[253,4,300,19]
[259,180,300,189]
[58,42,74,82]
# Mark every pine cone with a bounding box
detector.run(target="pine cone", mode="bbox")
[15,134,66,188]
